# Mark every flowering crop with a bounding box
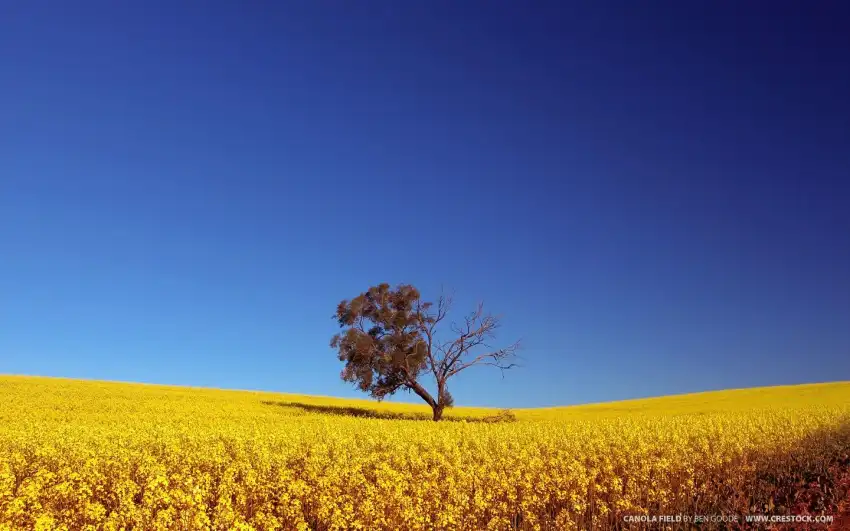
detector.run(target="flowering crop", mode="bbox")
[1,376,849,530]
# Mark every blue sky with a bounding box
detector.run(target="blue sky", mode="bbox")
[2,1,848,408]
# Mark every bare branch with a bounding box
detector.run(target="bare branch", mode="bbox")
[446,338,521,378]
[415,288,453,381]
[441,304,497,371]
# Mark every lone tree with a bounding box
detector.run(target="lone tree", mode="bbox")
[330,283,520,421]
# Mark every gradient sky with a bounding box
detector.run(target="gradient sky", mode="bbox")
[2,1,849,408]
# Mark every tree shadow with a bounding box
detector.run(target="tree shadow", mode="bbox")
[260,400,516,423]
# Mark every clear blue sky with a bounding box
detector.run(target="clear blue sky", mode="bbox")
[2,1,848,408]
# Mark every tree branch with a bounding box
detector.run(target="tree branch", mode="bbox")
[438,303,520,379]
[416,290,452,381]
[446,339,521,378]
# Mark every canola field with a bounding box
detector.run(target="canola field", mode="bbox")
[1,375,849,530]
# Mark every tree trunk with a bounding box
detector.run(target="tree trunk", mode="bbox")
[433,380,447,422]
[407,380,445,421]
[408,380,442,421]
